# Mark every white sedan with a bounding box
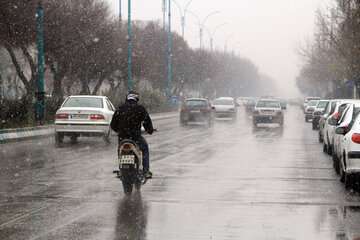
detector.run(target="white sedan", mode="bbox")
[212,97,238,119]
[336,107,360,189]
[54,95,115,145]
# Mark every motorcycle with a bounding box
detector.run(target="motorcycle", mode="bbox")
[114,139,148,195]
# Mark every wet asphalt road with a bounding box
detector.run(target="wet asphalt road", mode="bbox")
[1,106,360,240]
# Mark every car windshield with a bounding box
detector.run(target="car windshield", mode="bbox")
[308,100,318,106]
[62,97,103,108]
[256,101,280,108]
[185,100,207,107]
[213,99,233,105]
[317,101,328,108]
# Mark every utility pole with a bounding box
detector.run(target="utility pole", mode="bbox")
[127,0,133,91]
[36,1,45,125]
[167,0,173,98]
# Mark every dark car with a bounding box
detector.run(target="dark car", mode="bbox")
[180,98,213,126]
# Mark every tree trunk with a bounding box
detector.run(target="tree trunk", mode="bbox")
[4,44,33,96]
[92,73,107,95]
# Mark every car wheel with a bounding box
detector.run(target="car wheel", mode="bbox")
[312,122,317,130]
[339,156,345,183]
[328,144,333,155]
[332,152,340,174]
[318,132,323,143]
[70,134,78,144]
[323,143,328,153]
[103,129,111,144]
[344,174,353,190]
[279,117,284,126]
[55,132,64,147]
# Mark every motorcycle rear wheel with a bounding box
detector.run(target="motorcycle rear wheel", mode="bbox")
[122,181,133,195]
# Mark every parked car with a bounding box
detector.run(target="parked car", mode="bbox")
[323,100,354,155]
[332,102,360,175]
[180,98,213,126]
[319,100,338,143]
[55,95,115,145]
[303,96,320,112]
[212,97,238,119]
[312,100,329,130]
[304,100,319,122]
[252,99,284,126]
[334,106,360,188]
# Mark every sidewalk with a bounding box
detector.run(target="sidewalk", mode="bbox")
[0,112,178,144]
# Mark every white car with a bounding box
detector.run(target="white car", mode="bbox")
[335,106,360,188]
[212,97,237,119]
[319,100,338,143]
[323,100,354,155]
[55,95,115,145]
[303,96,320,112]
[252,99,284,126]
[311,100,329,130]
[332,102,360,175]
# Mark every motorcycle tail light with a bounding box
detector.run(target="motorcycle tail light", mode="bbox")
[122,143,133,150]
[352,133,360,144]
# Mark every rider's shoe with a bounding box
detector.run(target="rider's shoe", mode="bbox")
[144,170,153,179]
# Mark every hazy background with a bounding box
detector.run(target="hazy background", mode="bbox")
[106,0,331,97]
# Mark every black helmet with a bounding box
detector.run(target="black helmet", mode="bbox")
[126,90,139,103]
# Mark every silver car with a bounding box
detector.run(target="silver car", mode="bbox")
[55,95,115,145]
[212,97,238,119]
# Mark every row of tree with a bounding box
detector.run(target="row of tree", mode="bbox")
[297,0,360,97]
[0,0,275,114]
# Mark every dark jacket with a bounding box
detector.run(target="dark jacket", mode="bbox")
[110,101,154,139]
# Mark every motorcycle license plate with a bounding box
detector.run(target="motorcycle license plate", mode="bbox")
[119,155,135,164]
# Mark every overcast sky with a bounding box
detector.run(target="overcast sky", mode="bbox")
[106,0,331,97]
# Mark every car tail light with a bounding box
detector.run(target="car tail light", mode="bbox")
[352,133,360,144]
[201,108,210,113]
[90,114,105,120]
[333,112,340,120]
[253,110,259,115]
[55,113,69,119]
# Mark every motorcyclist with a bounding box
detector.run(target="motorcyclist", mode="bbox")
[110,91,154,179]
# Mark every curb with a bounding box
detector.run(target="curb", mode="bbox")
[0,112,178,144]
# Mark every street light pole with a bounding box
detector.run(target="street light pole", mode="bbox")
[127,0,133,91]
[187,10,220,49]
[205,23,227,51]
[167,0,173,98]
[119,0,122,22]
[162,0,167,30]
[36,1,45,125]
[172,0,193,39]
